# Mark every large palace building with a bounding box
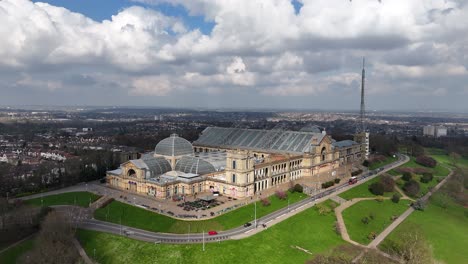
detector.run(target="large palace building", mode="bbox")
[106,127,364,199]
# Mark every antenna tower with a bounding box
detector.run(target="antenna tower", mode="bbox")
[360,57,366,133]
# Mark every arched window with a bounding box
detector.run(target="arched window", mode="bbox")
[128,169,136,177]
[232,174,236,183]
[232,160,236,169]
[321,147,327,161]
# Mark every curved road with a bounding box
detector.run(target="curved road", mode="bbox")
[76,154,409,244]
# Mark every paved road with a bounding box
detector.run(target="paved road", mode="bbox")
[75,154,409,244]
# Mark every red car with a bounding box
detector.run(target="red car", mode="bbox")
[208,230,218,235]
[348,177,358,185]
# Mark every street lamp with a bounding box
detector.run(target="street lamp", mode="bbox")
[202,230,205,252]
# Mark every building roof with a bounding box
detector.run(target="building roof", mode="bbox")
[155,134,193,157]
[175,156,217,175]
[130,156,172,178]
[299,125,322,133]
[332,140,359,148]
[193,127,326,154]
[195,151,227,171]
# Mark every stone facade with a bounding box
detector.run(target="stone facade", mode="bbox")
[107,129,365,200]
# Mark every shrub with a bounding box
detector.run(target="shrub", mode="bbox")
[420,173,433,183]
[275,190,287,200]
[380,175,395,192]
[369,182,385,195]
[334,178,340,184]
[362,160,370,167]
[316,203,331,215]
[351,169,363,176]
[293,184,303,193]
[412,199,426,211]
[375,196,385,202]
[361,216,369,224]
[321,181,335,189]
[402,172,413,181]
[391,193,401,203]
[403,180,420,197]
[261,198,271,206]
[367,231,377,240]
[415,155,437,168]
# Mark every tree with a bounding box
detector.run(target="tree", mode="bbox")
[18,211,80,264]
[261,198,270,206]
[420,173,433,183]
[369,182,385,195]
[383,226,435,264]
[275,190,287,200]
[449,152,461,165]
[412,199,426,211]
[402,172,413,181]
[380,175,395,192]
[403,180,420,197]
[430,193,451,209]
[391,193,401,203]
[415,156,437,168]
[293,184,303,193]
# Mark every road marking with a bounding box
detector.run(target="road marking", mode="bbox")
[245,229,253,234]
[265,220,272,225]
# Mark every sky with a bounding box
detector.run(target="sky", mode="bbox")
[1,0,467,111]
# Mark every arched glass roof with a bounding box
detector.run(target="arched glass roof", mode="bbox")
[155,134,193,157]
[175,156,216,175]
[142,156,172,178]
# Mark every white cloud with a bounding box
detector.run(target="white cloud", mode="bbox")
[1,0,468,109]
[130,75,172,96]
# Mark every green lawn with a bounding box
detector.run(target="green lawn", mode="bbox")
[338,176,396,200]
[94,191,307,234]
[342,200,409,245]
[398,157,450,177]
[380,197,468,264]
[0,237,34,264]
[25,192,101,208]
[78,201,344,264]
[368,156,398,170]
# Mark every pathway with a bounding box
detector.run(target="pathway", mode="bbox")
[350,168,454,263]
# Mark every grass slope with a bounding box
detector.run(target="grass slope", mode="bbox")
[338,176,396,200]
[380,199,468,264]
[25,192,101,208]
[0,238,34,264]
[94,191,307,234]
[78,201,344,264]
[342,199,409,245]
[368,156,398,170]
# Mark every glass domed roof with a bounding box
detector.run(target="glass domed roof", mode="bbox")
[175,156,216,175]
[155,134,193,157]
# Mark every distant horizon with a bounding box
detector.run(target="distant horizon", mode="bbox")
[1,104,468,115]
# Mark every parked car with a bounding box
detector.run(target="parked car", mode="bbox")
[208,230,218,235]
[244,222,252,227]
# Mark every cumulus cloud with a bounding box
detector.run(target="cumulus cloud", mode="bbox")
[0,0,468,109]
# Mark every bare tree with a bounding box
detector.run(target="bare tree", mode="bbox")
[19,211,80,264]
